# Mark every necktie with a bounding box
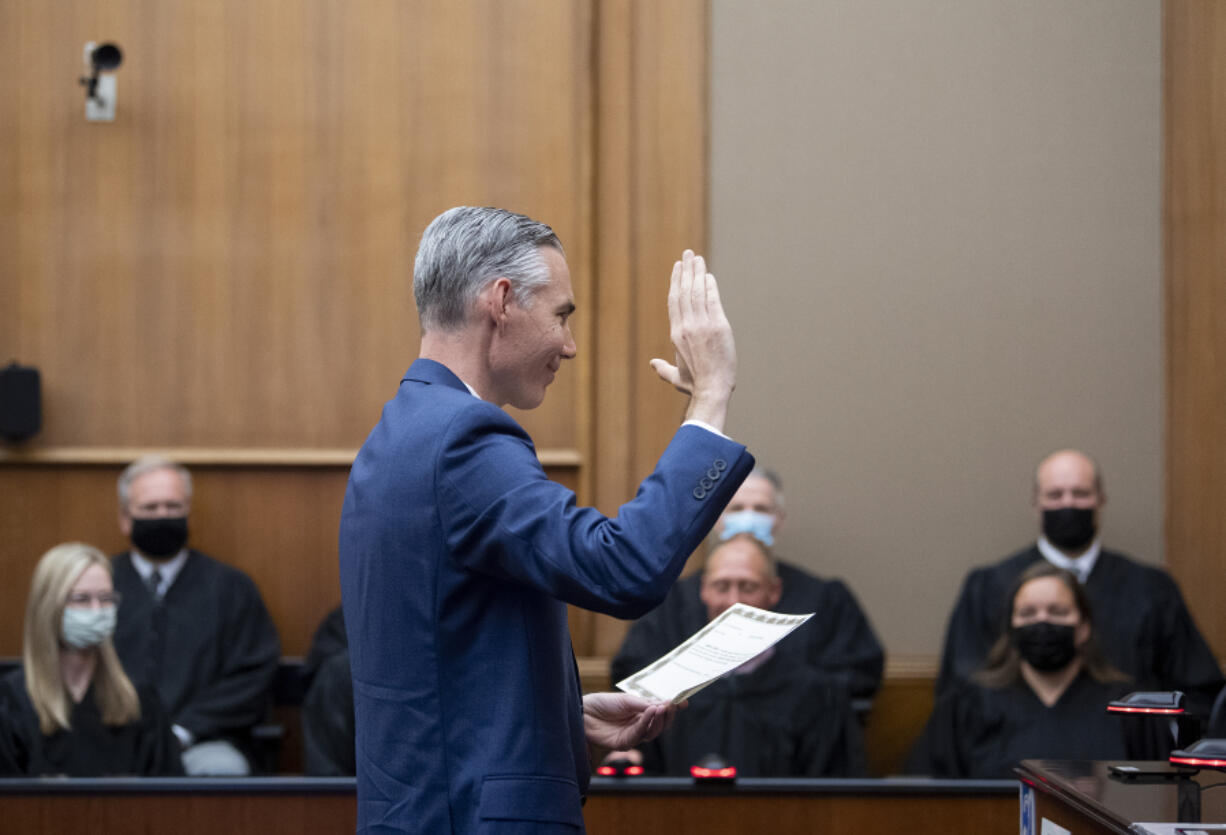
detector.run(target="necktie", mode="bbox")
[149,568,163,599]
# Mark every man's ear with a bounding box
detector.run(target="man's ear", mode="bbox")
[118,507,132,537]
[479,277,515,326]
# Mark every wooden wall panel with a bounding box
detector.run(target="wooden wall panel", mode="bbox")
[1164,0,1226,661]
[0,0,710,664]
[0,0,587,451]
[587,0,710,659]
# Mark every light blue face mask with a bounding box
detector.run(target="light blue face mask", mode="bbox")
[719,510,776,546]
[61,606,117,650]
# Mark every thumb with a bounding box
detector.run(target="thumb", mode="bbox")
[650,358,681,387]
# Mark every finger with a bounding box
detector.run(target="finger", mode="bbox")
[704,271,726,321]
[691,254,708,317]
[637,707,663,742]
[667,259,682,331]
[658,703,678,733]
[676,250,696,327]
[649,359,681,387]
[650,361,692,395]
[619,694,651,713]
[650,704,674,737]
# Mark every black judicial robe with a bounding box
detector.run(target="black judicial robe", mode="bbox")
[110,550,280,747]
[301,648,355,776]
[639,651,868,777]
[936,547,1223,706]
[300,607,354,776]
[611,560,884,700]
[905,672,1166,779]
[0,669,183,776]
[303,605,347,683]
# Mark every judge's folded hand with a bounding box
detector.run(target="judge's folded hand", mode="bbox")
[650,250,737,432]
[582,692,679,752]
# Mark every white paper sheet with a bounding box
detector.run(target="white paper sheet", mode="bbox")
[615,602,813,704]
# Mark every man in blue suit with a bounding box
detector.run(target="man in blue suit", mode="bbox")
[339,206,753,833]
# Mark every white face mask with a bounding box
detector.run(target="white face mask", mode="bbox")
[719,510,777,546]
[61,606,117,649]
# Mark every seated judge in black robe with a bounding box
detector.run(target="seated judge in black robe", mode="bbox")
[639,647,867,777]
[302,648,355,776]
[612,533,867,778]
[111,548,279,769]
[0,543,182,777]
[909,562,1168,779]
[300,607,354,776]
[937,451,1221,707]
[611,470,884,701]
[110,456,280,775]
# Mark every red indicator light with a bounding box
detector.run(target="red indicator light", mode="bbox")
[625,766,644,776]
[690,765,737,779]
[596,766,616,776]
[1107,705,1185,715]
[1170,756,1226,768]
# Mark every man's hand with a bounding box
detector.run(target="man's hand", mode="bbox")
[583,692,678,754]
[650,250,737,432]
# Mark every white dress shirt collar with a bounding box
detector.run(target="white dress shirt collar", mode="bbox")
[1036,536,1101,584]
[129,548,189,598]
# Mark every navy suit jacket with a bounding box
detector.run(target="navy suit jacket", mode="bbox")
[338,358,753,833]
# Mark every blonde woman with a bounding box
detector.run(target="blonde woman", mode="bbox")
[0,543,182,775]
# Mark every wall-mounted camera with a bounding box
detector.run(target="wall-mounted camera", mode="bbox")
[80,41,123,122]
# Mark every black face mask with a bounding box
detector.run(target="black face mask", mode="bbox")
[130,516,189,559]
[1011,621,1078,672]
[1042,507,1096,551]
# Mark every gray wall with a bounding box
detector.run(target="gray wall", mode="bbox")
[710,1,1162,661]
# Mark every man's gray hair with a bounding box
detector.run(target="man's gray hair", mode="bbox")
[413,206,564,331]
[749,466,785,512]
[117,455,193,509]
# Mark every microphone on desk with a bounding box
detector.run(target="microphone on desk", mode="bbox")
[1106,690,1226,773]
[1108,690,1203,752]
[1107,691,1187,716]
[1169,738,1226,771]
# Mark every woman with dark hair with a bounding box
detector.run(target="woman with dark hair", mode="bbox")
[906,561,1166,778]
[0,543,182,776]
